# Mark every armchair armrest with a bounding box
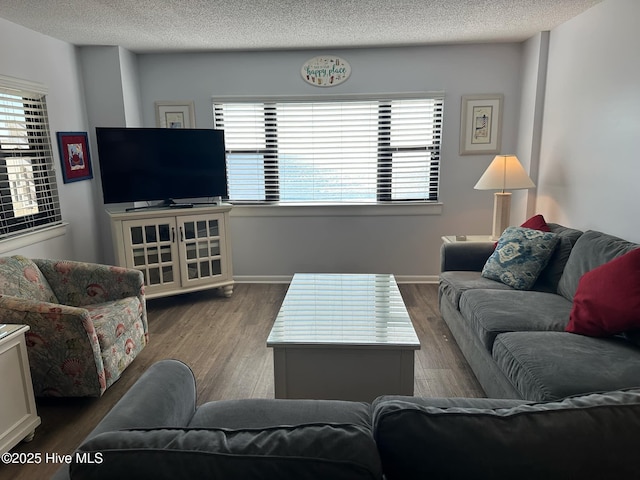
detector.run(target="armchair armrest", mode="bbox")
[33,259,144,307]
[440,242,496,272]
[0,295,105,396]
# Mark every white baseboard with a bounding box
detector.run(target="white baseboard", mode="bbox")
[233,274,438,284]
[233,275,293,284]
[393,275,439,284]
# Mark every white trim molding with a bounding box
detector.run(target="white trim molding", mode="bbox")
[0,223,68,254]
[233,274,438,284]
[230,202,443,218]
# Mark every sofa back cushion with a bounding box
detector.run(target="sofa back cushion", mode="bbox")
[71,424,382,480]
[0,255,58,303]
[533,223,583,292]
[558,230,638,301]
[373,389,640,480]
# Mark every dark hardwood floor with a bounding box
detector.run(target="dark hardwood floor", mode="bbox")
[1,283,483,480]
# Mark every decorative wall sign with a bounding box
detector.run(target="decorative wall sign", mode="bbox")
[155,101,196,128]
[301,56,351,87]
[459,94,503,155]
[56,132,93,183]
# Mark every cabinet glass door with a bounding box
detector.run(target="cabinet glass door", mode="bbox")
[177,214,227,287]
[122,217,179,294]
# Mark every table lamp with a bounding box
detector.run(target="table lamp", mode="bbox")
[474,154,535,240]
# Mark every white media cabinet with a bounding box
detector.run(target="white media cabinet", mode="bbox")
[107,205,234,299]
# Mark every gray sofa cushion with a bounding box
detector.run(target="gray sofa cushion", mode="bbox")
[188,398,373,429]
[458,289,572,350]
[558,230,638,301]
[72,423,381,480]
[439,271,513,309]
[372,389,640,480]
[71,398,379,480]
[493,331,640,401]
[534,223,583,292]
[373,395,528,410]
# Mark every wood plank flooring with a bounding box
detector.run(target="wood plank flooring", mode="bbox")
[1,283,483,480]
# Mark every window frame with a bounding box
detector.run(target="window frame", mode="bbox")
[213,93,444,206]
[0,75,64,246]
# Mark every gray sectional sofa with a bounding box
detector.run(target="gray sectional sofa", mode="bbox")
[53,359,640,479]
[50,225,640,478]
[440,224,640,401]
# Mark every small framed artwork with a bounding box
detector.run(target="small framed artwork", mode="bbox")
[459,94,503,155]
[155,101,196,128]
[56,132,93,183]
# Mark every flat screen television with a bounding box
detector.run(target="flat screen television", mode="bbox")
[95,127,228,205]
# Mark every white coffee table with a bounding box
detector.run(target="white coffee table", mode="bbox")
[267,273,420,402]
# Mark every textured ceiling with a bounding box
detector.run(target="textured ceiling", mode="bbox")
[0,0,602,53]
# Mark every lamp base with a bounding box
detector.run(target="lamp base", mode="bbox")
[491,192,512,241]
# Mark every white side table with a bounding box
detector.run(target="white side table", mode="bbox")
[0,324,41,454]
[441,235,494,244]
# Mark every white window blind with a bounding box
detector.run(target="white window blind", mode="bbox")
[0,77,62,240]
[213,94,443,204]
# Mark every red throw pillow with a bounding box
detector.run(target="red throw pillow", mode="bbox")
[520,214,551,232]
[566,248,640,336]
[493,214,551,247]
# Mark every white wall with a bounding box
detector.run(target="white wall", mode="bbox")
[13,2,634,277]
[537,0,640,242]
[1,16,526,277]
[0,18,102,261]
[135,44,524,279]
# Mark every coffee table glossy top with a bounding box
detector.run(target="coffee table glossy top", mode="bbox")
[267,273,420,348]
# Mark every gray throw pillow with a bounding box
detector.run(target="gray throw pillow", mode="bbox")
[482,226,559,290]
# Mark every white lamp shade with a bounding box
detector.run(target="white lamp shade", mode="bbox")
[474,155,535,192]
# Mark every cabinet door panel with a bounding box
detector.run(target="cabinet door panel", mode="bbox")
[122,217,180,295]
[177,213,229,287]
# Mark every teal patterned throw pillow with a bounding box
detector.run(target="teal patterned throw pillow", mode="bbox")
[482,226,560,290]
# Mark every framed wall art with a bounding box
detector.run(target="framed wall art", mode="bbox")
[56,131,93,183]
[459,94,503,155]
[155,101,196,128]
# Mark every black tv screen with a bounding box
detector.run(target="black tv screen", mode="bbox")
[95,127,228,204]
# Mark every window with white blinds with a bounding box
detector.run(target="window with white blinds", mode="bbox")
[213,94,443,204]
[0,77,62,240]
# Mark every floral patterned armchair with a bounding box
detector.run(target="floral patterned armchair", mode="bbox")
[0,256,147,397]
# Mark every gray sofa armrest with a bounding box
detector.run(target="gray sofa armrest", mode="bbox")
[85,359,197,436]
[52,359,197,480]
[440,242,495,272]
